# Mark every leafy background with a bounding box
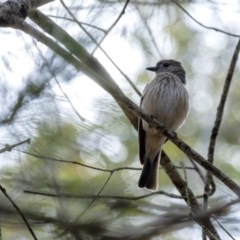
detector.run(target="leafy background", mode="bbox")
[0,0,240,239]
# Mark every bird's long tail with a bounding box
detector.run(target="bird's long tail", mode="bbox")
[138,150,161,191]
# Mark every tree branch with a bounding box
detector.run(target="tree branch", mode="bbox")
[22,189,201,201]
[207,38,240,174]
[203,37,240,240]
[0,139,30,153]
[0,0,29,26]
[172,0,240,38]
[0,0,53,27]
[161,154,220,239]
[28,9,138,127]
[0,185,38,240]
[60,0,141,96]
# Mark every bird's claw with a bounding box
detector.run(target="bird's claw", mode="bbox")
[171,131,177,138]
[149,115,157,128]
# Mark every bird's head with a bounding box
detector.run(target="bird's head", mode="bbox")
[146,59,186,84]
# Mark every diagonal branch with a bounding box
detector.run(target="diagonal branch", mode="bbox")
[92,0,130,54]
[33,40,86,122]
[27,9,138,128]
[172,0,240,38]
[207,38,240,168]
[0,138,30,154]
[160,153,220,239]
[20,150,196,172]
[0,185,38,240]
[203,38,240,239]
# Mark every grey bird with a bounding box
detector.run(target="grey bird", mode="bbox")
[138,59,189,191]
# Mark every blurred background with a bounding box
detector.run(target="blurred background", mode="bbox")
[0,0,240,239]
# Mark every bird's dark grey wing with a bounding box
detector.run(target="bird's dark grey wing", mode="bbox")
[141,83,149,102]
[138,118,146,165]
[138,84,150,165]
[138,86,148,165]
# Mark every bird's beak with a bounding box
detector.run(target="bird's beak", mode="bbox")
[146,66,157,72]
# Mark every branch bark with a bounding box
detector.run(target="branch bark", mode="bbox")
[0,0,53,26]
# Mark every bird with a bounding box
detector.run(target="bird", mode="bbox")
[138,59,189,191]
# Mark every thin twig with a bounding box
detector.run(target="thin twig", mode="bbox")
[207,38,240,175]
[202,37,240,240]
[20,150,196,172]
[188,157,217,199]
[0,138,30,154]
[57,172,114,238]
[204,37,240,209]
[47,15,107,33]
[60,0,141,96]
[33,39,86,122]
[78,172,113,218]
[208,39,240,167]
[191,214,220,240]
[0,185,38,240]
[92,0,130,54]
[181,162,190,207]
[172,0,240,38]
[213,217,236,240]
[21,150,141,172]
[135,4,162,58]
[24,189,192,200]
[188,157,205,183]
[17,21,84,71]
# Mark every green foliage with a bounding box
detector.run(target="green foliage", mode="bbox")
[1,0,240,239]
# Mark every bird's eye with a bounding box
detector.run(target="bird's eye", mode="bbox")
[163,63,170,67]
